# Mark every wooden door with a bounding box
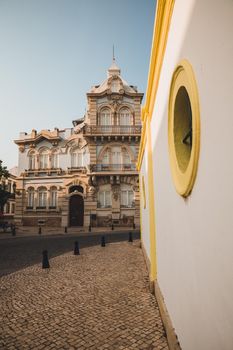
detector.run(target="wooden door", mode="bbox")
[69,195,84,226]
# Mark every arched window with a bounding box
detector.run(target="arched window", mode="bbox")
[28,151,36,170]
[120,184,134,208]
[38,187,47,208]
[50,186,57,207]
[51,150,59,169]
[119,108,132,126]
[71,149,84,167]
[39,149,49,169]
[99,108,112,126]
[27,187,35,208]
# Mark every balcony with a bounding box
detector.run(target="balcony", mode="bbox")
[83,125,141,136]
[24,168,63,177]
[67,166,87,174]
[91,164,137,172]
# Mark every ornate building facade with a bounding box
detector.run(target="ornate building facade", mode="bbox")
[14,60,143,228]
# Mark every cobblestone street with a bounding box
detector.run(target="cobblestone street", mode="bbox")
[0,241,168,350]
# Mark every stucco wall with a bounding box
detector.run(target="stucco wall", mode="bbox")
[140,144,150,262]
[149,0,233,349]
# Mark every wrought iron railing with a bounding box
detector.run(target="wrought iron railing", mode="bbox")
[84,125,141,135]
[91,164,136,172]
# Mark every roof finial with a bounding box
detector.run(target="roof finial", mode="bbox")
[113,45,115,62]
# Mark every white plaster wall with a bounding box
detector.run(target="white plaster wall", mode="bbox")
[59,152,71,169]
[140,144,150,261]
[150,1,233,349]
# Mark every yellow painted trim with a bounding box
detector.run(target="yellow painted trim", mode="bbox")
[142,175,146,209]
[147,119,157,281]
[137,0,175,170]
[168,59,201,197]
[137,119,147,170]
[139,174,143,240]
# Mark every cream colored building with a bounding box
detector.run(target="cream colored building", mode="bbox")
[138,1,233,349]
[14,60,143,228]
[1,172,17,224]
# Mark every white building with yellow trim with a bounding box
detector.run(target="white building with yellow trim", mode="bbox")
[138,1,233,349]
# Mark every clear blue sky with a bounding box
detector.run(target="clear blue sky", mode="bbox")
[0,0,155,169]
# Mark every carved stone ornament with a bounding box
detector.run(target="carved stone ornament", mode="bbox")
[88,186,96,195]
[19,145,25,153]
[112,185,119,201]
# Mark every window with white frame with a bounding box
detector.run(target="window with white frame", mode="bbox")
[120,185,134,207]
[98,191,111,208]
[51,151,59,169]
[71,150,84,167]
[111,146,122,165]
[39,150,49,169]
[28,152,36,170]
[4,202,10,214]
[28,187,35,208]
[119,108,131,125]
[122,149,131,164]
[50,187,57,207]
[102,149,110,164]
[100,108,112,126]
[38,187,47,207]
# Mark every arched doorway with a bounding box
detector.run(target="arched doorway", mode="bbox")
[69,195,84,226]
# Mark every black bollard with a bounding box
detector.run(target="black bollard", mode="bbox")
[128,231,133,242]
[38,226,42,235]
[42,250,50,269]
[111,223,114,230]
[74,241,80,255]
[88,225,91,232]
[64,226,67,233]
[101,235,106,247]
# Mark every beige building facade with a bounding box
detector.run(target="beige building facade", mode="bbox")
[14,61,143,228]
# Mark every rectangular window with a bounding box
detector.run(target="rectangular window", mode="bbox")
[29,156,35,170]
[77,153,83,166]
[121,190,134,207]
[98,191,111,208]
[105,191,111,206]
[38,192,47,207]
[39,155,48,169]
[72,152,83,167]
[51,154,58,168]
[5,202,10,214]
[28,193,34,207]
[50,191,57,207]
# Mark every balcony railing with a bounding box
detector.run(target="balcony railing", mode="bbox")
[84,125,141,135]
[91,164,136,172]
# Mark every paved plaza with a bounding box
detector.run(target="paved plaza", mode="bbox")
[0,240,168,350]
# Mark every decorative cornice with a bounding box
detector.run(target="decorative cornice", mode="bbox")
[14,129,60,146]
